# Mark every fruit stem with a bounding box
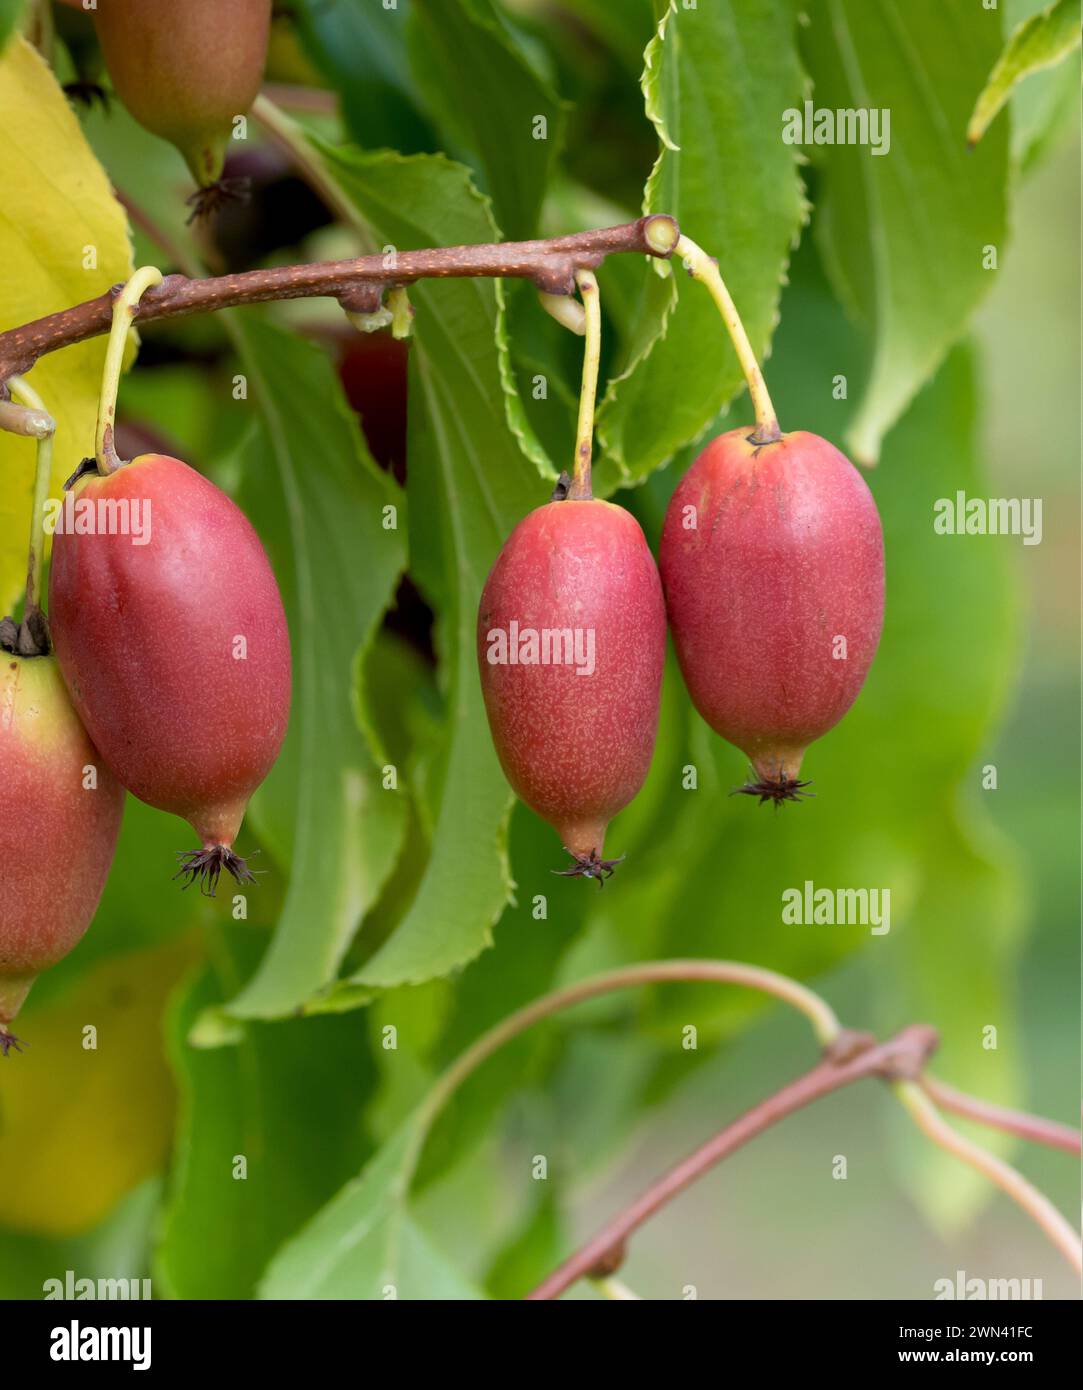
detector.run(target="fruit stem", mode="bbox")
[675,234,782,445]
[7,375,56,624]
[94,265,164,476]
[568,268,601,501]
[538,291,586,336]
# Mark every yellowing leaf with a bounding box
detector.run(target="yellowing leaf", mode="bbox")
[0,35,132,612]
[0,936,199,1236]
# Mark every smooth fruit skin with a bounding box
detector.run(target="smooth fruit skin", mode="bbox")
[48,455,291,869]
[477,499,666,863]
[0,654,124,1044]
[659,428,884,787]
[94,0,272,187]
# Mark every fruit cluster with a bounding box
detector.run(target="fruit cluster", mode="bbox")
[0,281,882,1061]
[478,425,884,880]
[0,446,290,1055]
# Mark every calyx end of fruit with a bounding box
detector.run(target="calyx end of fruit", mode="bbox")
[0,1027,26,1059]
[184,177,252,226]
[552,846,625,887]
[731,770,814,806]
[174,844,260,897]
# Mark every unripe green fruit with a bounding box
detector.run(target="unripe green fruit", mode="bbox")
[48,454,291,894]
[93,0,272,188]
[477,498,666,882]
[0,650,124,1053]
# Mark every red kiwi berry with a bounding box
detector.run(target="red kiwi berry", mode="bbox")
[0,614,124,1056]
[477,474,667,884]
[660,426,884,803]
[48,453,291,895]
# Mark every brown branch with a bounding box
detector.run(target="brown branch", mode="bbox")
[921,1076,1081,1155]
[0,216,680,381]
[525,1024,940,1301]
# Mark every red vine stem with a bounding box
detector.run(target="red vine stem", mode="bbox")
[396,958,1078,1298]
[525,1025,938,1300]
[527,1036,1082,1300]
[921,1076,1081,1155]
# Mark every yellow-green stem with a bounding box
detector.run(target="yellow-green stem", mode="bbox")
[569,268,602,500]
[7,375,55,616]
[407,958,841,1179]
[894,1080,1082,1275]
[95,266,163,476]
[590,1276,642,1300]
[538,290,586,336]
[676,234,781,445]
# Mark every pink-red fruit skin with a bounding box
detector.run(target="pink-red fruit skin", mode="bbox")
[659,428,884,788]
[477,499,666,864]
[1,654,124,1047]
[49,455,291,877]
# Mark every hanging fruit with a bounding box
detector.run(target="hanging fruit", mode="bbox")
[49,452,292,894]
[661,427,884,800]
[477,270,666,881]
[659,236,884,800]
[0,632,124,1056]
[478,496,666,880]
[92,0,272,214]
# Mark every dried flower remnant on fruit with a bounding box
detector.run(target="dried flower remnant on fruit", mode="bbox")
[174,845,260,897]
[732,768,815,806]
[552,847,626,886]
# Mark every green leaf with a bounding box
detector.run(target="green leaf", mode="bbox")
[968,0,1081,148]
[157,933,377,1298]
[291,0,435,155]
[410,799,593,1189]
[800,0,1010,463]
[0,0,23,51]
[408,0,566,240]
[553,0,654,75]
[221,319,407,1020]
[258,1114,482,1298]
[484,1189,562,1299]
[307,146,543,989]
[595,0,806,489]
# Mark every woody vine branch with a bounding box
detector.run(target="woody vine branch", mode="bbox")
[0,215,681,395]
